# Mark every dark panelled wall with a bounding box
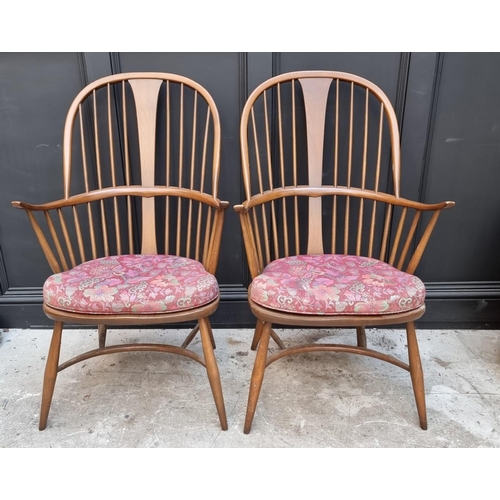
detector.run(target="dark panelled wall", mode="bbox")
[1,52,499,328]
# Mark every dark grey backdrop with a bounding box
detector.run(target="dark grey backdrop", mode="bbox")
[1,52,499,328]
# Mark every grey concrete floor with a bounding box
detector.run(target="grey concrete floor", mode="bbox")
[1,326,499,448]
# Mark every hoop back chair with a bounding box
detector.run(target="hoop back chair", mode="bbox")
[235,71,454,433]
[12,72,229,430]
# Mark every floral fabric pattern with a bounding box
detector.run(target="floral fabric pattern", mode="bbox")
[43,255,219,314]
[250,254,425,315]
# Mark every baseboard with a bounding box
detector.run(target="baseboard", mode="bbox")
[2,283,500,329]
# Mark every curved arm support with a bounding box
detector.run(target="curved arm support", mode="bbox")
[235,188,454,279]
[235,186,454,213]
[14,191,229,274]
[12,185,225,211]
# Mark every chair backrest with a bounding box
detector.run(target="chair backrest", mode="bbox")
[240,70,417,269]
[47,72,221,265]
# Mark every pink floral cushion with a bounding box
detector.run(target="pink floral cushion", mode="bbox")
[43,255,219,314]
[250,254,425,315]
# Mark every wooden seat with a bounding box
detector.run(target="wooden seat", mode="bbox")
[12,72,229,430]
[235,70,455,434]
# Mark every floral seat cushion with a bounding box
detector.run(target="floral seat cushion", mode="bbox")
[249,254,425,315]
[43,254,219,315]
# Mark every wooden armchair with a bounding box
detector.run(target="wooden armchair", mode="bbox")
[235,71,454,433]
[12,72,228,430]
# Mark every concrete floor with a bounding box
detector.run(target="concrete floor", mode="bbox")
[1,326,499,448]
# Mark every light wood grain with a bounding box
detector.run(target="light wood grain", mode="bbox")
[13,72,229,432]
[237,70,454,433]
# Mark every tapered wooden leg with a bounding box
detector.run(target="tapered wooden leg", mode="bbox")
[406,322,427,430]
[244,321,271,434]
[39,322,63,431]
[199,317,227,430]
[356,326,367,348]
[251,320,284,350]
[206,320,216,349]
[270,329,286,349]
[181,324,200,348]
[182,323,215,349]
[98,324,107,349]
[250,320,264,351]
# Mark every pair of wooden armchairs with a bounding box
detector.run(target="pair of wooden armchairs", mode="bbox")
[13,71,453,433]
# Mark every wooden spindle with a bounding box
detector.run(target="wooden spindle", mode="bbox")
[332,79,339,254]
[261,205,271,265]
[165,81,171,254]
[45,211,68,271]
[107,84,121,255]
[292,81,300,255]
[27,211,61,274]
[92,90,109,256]
[380,204,393,261]
[195,201,203,262]
[196,109,211,261]
[57,209,76,268]
[200,107,210,193]
[368,200,377,258]
[375,102,384,192]
[361,88,369,190]
[186,90,198,258]
[347,82,354,188]
[406,210,442,274]
[356,89,370,255]
[72,206,86,263]
[122,81,133,254]
[251,108,264,195]
[176,83,185,256]
[252,209,265,271]
[202,206,212,266]
[250,105,270,262]
[263,90,273,191]
[334,79,340,188]
[263,91,278,259]
[79,106,90,194]
[389,207,407,266]
[397,210,422,270]
[87,202,97,260]
[344,82,354,255]
[356,198,364,256]
[277,83,289,257]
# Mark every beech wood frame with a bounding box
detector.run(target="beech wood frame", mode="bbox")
[12,72,229,431]
[236,70,454,434]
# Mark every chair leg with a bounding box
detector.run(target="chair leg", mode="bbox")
[270,329,286,349]
[406,321,428,430]
[199,317,227,430]
[356,326,367,348]
[181,324,200,348]
[251,320,284,350]
[244,321,272,434]
[98,324,107,349]
[39,321,63,430]
[206,320,216,349]
[250,320,264,351]
[182,323,215,349]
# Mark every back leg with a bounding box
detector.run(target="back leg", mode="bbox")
[98,324,107,349]
[356,326,367,348]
